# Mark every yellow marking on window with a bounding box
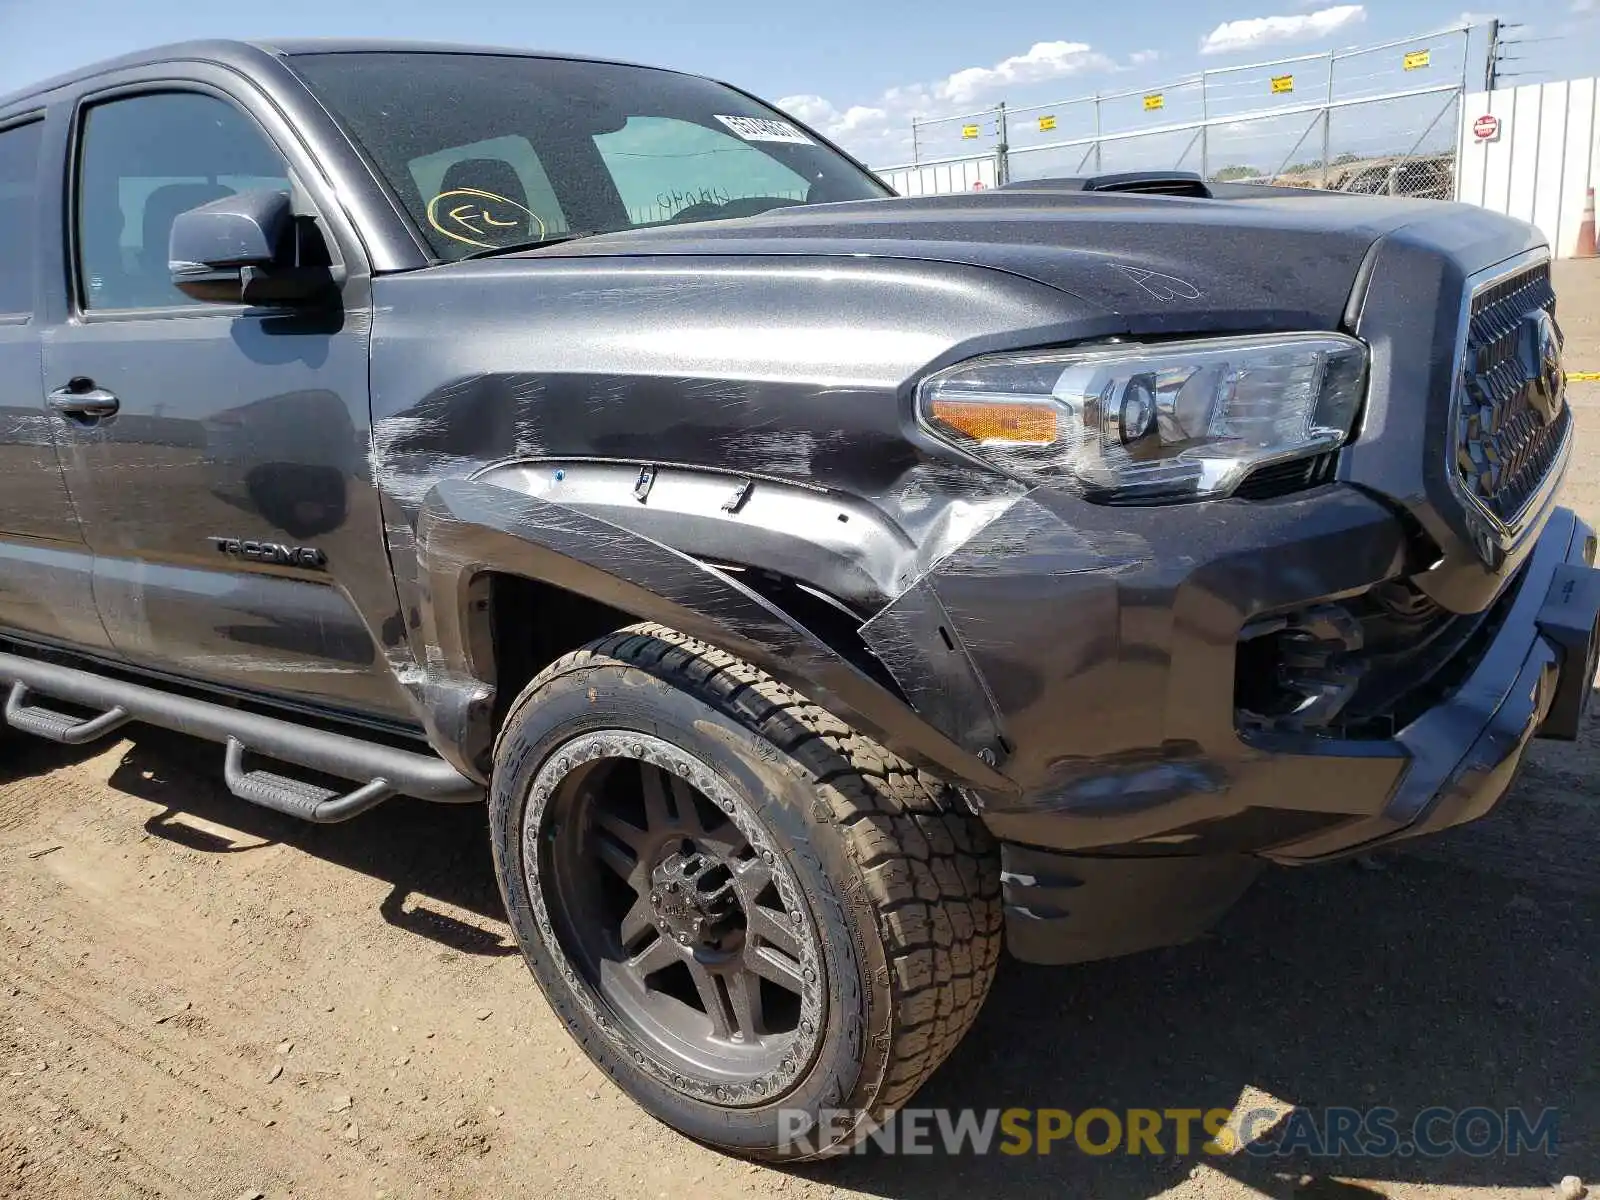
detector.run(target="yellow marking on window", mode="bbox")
[424,187,545,249]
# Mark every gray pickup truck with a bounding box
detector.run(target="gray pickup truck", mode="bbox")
[0,39,1594,1160]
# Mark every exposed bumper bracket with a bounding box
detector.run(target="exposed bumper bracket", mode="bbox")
[1534,561,1600,740]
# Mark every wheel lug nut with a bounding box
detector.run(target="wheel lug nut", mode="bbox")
[650,892,661,907]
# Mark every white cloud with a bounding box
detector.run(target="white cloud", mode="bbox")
[776,94,835,126]
[778,34,1116,164]
[776,95,891,138]
[1129,49,1162,66]
[837,105,891,133]
[1572,0,1593,13]
[1199,4,1366,55]
[1457,9,1501,22]
[934,41,1115,105]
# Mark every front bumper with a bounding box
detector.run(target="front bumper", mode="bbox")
[977,501,1598,966]
[1264,504,1599,861]
[864,488,1598,865]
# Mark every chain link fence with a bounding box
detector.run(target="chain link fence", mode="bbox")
[877,23,1478,201]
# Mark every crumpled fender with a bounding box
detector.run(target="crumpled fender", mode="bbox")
[412,478,1015,793]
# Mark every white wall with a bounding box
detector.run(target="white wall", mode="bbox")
[878,156,998,197]
[1457,78,1598,258]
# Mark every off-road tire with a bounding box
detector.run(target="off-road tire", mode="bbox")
[489,622,1002,1160]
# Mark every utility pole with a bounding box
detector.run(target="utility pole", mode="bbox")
[995,101,1010,185]
[1484,20,1529,91]
[1487,21,1535,90]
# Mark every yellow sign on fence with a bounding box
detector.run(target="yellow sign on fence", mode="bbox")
[961,124,980,139]
[1403,49,1431,70]
[1144,93,1164,111]
[1038,115,1057,132]
[1270,74,1294,94]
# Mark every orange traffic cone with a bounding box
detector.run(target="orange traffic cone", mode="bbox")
[1578,187,1597,259]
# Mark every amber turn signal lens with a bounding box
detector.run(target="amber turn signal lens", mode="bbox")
[927,398,1058,445]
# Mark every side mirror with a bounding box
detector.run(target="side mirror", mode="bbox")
[169,189,342,305]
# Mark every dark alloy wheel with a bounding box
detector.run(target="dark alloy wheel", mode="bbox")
[490,623,1003,1159]
[531,732,825,1101]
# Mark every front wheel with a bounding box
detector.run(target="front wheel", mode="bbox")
[489,623,1002,1160]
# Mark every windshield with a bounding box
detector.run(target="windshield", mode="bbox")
[290,52,890,259]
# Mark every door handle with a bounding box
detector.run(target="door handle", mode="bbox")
[47,379,120,420]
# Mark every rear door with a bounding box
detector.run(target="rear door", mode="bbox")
[38,70,415,723]
[0,109,109,651]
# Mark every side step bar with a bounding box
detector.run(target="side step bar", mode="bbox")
[224,737,396,823]
[0,652,481,818]
[6,683,131,745]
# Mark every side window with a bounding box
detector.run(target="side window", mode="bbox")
[0,119,43,316]
[407,135,567,256]
[593,117,809,226]
[76,92,289,311]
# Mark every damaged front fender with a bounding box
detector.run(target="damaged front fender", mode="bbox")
[412,477,1016,793]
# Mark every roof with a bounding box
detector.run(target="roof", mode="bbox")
[0,38,671,113]
[249,37,644,64]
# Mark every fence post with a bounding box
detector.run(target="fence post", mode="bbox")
[1321,50,1334,187]
[1094,94,1103,172]
[1455,25,1472,200]
[911,117,920,165]
[1200,72,1210,181]
[996,101,1010,184]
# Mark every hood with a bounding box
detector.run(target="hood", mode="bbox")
[502,190,1454,332]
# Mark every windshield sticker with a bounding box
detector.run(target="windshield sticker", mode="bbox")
[713,115,815,145]
[425,188,545,249]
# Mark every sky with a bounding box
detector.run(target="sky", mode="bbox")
[1,0,1596,172]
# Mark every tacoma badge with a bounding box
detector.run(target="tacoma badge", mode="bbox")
[207,537,327,568]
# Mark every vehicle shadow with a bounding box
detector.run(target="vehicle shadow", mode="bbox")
[85,725,517,959]
[798,832,1597,1198]
[4,721,1594,1196]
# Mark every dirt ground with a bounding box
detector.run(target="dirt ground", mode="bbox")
[3,264,1600,1200]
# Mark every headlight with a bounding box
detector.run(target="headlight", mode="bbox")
[916,333,1367,502]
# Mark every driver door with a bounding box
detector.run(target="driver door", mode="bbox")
[39,76,414,722]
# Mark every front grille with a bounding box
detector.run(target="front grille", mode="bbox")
[1453,258,1568,551]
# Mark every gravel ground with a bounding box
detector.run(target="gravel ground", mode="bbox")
[1,262,1598,1200]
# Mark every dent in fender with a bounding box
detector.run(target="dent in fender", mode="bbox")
[411,478,1015,793]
